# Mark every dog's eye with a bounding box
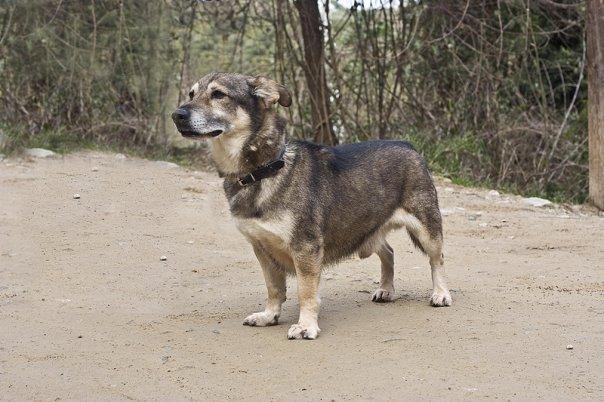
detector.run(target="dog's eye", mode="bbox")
[211,90,226,100]
[188,90,195,100]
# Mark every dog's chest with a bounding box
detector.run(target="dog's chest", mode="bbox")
[235,213,294,249]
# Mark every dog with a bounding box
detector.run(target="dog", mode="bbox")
[171,72,451,340]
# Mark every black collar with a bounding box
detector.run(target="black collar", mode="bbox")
[237,156,286,187]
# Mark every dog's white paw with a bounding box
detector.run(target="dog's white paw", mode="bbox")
[287,322,320,340]
[430,290,452,307]
[243,311,279,327]
[371,288,395,303]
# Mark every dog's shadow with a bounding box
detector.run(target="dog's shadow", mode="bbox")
[274,287,434,330]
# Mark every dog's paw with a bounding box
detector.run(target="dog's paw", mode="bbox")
[430,290,452,307]
[287,323,320,340]
[243,311,279,327]
[371,288,395,303]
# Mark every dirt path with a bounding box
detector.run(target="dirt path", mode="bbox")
[1,151,603,401]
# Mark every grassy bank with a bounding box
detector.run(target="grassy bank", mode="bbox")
[0,127,587,204]
[0,127,211,171]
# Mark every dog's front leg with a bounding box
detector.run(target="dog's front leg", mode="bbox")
[243,244,286,327]
[287,249,322,340]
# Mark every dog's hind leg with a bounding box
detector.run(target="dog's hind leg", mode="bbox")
[428,246,451,307]
[371,242,395,302]
[243,244,286,327]
[403,208,452,307]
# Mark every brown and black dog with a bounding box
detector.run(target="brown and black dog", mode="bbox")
[172,72,451,340]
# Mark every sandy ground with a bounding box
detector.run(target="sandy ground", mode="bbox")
[1,151,603,401]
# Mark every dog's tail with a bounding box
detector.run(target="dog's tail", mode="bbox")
[406,229,426,254]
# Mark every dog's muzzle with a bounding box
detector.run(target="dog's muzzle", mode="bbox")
[171,108,225,138]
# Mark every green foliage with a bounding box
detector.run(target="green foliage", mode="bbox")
[2,126,96,155]
[0,0,588,202]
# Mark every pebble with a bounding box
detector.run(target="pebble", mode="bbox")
[73,194,81,199]
[487,189,500,197]
[523,197,552,208]
[160,255,167,261]
[155,161,179,169]
[478,222,488,227]
[115,153,126,160]
[467,213,481,221]
[91,167,99,172]
[186,240,194,244]
[440,208,454,216]
[566,344,573,350]
[24,148,55,158]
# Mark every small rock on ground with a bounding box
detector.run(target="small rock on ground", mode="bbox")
[155,161,179,169]
[523,197,553,208]
[24,148,55,158]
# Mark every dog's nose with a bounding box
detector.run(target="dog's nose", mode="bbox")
[171,108,190,122]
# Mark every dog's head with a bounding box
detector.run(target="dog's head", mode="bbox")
[171,73,291,139]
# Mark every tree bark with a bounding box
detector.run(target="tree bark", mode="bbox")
[588,0,604,210]
[177,2,197,106]
[294,0,337,145]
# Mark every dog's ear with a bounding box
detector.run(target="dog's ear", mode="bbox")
[250,76,292,108]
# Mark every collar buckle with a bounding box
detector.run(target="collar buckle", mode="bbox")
[237,173,256,187]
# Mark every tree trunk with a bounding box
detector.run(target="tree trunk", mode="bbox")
[294,0,337,145]
[177,2,197,106]
[588,0,604,210]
